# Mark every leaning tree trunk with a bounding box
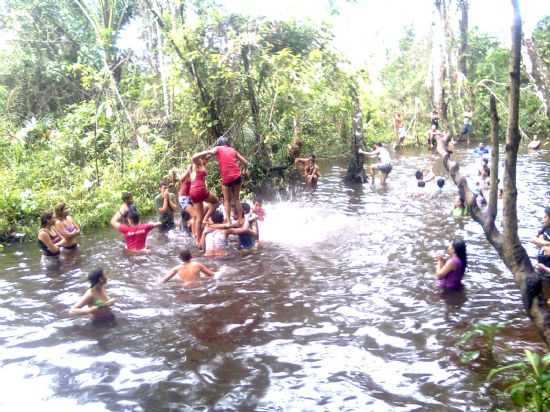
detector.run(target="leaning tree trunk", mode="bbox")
[436,0,550,346]
[523,38,550,121]
[344,83,367,184]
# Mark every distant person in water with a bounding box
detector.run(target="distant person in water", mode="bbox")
[110,210,161,253]
[532,207,550,275]
[37,211,67,257]
[359,143,392,185]
[430,109,439,129]
[155,181,178,231]
[252,198,265,222]
[69,268,115,320]
[461,109,473,142]
[295,154,320,186]
[160,249,215,284]
[452,195,469,218]
[118,192,138,225]
[54,202,80,250]
[194,137,249,225]
[415,167,435,185]
[474,142,489,156]
[177,167,195,234]
[433,177,445,196]
[435,239,467,290]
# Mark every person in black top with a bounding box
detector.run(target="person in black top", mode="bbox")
[532,207,550,274]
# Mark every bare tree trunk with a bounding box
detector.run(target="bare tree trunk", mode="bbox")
[155,19,170,118]
[436,0,550,346]
[433,0,448,124]
[523,38,550,121]
[345,83,367,184]
[241,44,261,144]
[458,0,469,78]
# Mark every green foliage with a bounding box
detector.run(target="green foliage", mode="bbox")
[532,16,550,65]
[458,322,508,364]
[488,350,550,412]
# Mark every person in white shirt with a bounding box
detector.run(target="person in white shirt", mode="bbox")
[359,143,393,185]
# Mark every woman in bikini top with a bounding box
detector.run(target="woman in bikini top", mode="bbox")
[70,268,115,320]
[37,212,64,257]
[54,202,81,249]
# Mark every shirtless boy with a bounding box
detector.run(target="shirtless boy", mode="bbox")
[160,249,215,284]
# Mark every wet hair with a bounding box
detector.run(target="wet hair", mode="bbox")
[436,178,445,188]
[417,181,426,188]
[482,158,489,165]
[545,207,550,218]
[452,239,468,269]
[159,181,168,188]
[211,211,224,224]
[374,142,383,148]
[127,210,140,224]
[254,197,263,205]
[415,170,423,180]
[242,202,251,215]
[40,211,54,228]
[54,203,68,219]
[179,249,192,262]
[122,192,132,203]
[216,136,229,147]
[181,210,191,222]
[309,154,316,162]
[88,268,104,288]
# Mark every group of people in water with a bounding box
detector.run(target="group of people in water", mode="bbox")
[34,121,548,319]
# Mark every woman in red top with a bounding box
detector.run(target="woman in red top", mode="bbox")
[188,154,219,242]
[194,137,249,224]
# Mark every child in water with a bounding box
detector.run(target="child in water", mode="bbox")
[70,268,115,320]
[160,249,215,284]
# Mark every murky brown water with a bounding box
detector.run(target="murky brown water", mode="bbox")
[1,146,548,411]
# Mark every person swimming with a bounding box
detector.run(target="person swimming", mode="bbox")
[160,249,215,284]
[69,268,115,320]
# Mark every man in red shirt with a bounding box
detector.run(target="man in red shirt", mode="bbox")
[110,210,161,252]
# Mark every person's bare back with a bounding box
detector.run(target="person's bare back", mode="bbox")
[161,249,215,284]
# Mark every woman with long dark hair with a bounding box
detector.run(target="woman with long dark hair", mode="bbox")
[70,268,115,319]
[435,239,467,290]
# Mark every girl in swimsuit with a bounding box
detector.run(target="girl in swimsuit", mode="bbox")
[54,202,81,250]
[37,212,66,257]
[199,211,228,257]
[70,268,115,320]
[189,154,219,243]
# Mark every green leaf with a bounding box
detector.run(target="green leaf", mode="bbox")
[525,350,541,378]
[460,350,480,364]
[509,383,526,406]
[488,362,526,381]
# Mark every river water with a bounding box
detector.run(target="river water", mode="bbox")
[0,146,548,411]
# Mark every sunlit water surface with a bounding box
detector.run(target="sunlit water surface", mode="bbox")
[1,146,549,411]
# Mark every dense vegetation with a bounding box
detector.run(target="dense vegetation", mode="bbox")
[0,0,548,241]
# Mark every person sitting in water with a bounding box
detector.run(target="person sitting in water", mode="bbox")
[37,211,67,257]
[222,203,259,250]
[54,202,80,250]
[452,195,470,217]
[415,167,435,185]
[435,239,468,290]
[194,137,249,225]
[155,181,178,231]
[433,177,445,196]
[295,154,320,186]
[160,249,215,284]
[199,211,228,257]
[70,268,115,320]
[358,143,392,185]
[110,210,161,253]
[474,142,489,156]
[478,158,490,179]
[118,192,138,225]
[532,207,550,275]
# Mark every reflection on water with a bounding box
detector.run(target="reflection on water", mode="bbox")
[0,146,548,411]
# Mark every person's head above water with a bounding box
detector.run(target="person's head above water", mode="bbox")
[54,202,69,219]
[40,211,55,228]
[211,210,224,224]
[454,195,465,208]
[417,181,426,188]
[374,142,383,148]
[215,136,229,147]
[88,268,106,288]
[309,154,316,164]
[121,192,133,204]
[241,202,251,216]
[127,210,140,225]
[179,249,192,262]
[450,239,468,268]
[436,177,445,189]
[415,170,423,180]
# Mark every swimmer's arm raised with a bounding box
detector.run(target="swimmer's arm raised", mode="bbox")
[110,212,121,230]
[160,265,180,283]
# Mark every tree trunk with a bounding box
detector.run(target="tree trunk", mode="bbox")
[523,38,550,121]
[436,0,550,346]
[155,19,171,118]
[345,84,367,184]
[458,0,469,78]
[241,44,262,144]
